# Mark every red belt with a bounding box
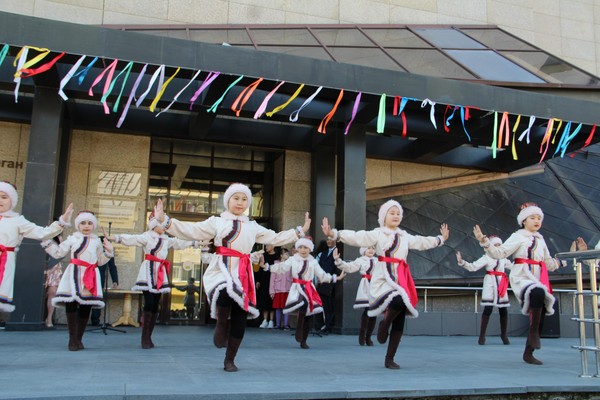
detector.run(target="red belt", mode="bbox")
[145,254,171,290]
[378,256,418,307]
[487,271,509,298]
[293,278,322,312]
[216,246,255,312]
[0,245,15,287]
[362,274,372,281]
[514,258,552,294]
[71,258,99,297]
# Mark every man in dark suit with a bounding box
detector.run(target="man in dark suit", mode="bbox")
[315,238,338,334]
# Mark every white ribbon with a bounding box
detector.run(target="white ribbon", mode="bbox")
[421,98,437,130]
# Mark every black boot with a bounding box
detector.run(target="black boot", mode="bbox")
[295,311,306,343]
[300,316,310,349]
[358,312,368,346]
[214,306,231,349]
[148,313,158,348]
[66,311,79,351]
[76,306,92,350]
[528,307,543,350]
[365,316,376,346]
[224,336,243,372]
[384,330,402,369]
[500,313,510,345]
[377,307,401,344]
[141,311,153,349]
[479,315,489,345]
[523,343,543,365]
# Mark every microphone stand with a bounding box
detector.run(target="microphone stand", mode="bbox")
[89,222,126,335]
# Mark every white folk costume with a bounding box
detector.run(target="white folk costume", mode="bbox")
[114,231,196,294]
[0,181,65,312]
[482,229,559,316]
[459,253,511,308]
[45,231,113,309]
[335,253,376,309]
[270,252,337,316]
[331,226,443,318]
[162,211,301,319]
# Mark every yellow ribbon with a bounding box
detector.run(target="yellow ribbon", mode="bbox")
[149,67,180,113]
[13,46,50,78]
[266,84,304,117]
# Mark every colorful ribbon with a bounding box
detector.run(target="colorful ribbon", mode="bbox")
[207,75,244,113]
[215,246,255,311]
[421,98,437,130]
[376,93,386,134]
[344,92,362,135]
[317,89,344,134]
[571,124,596,157]
[378,256,418,307]
[156,69,202,117]
[71,258,99,297]
[0,246,15,287]
[149,67,180,112]
[0,44,9,68]
[189,71,220,110]
[497,111,510,149]
[74,57,98,85]
[18,52,65,78]
[393,97,410,137]
[117,64,147,128]
[110,61,134,113]
[292,278,323,312]
[13,46,50,78]
[144,254,171,290]
[88,59,119,114]
[266,83,304,117]
[136,65,165,108]
[231,77,263,117]
[538,118,556,163]
[290,86,322,122]
[518,116,535,144]
[13,46,28,103]
[460,106,472,141]
[554,121,582,158]
[59,55,87,101]
[492,111,498,159]
[254,80,284,119]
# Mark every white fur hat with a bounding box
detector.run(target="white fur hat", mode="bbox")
[0,181,18,210]
[75,211,98,230]
[517,203,544,226]
[223,183,252,211]
[295,237,314,252]
[488,235,503,246]
[378,199,403,228]
[359,247,368,256]
[148,212,159,230]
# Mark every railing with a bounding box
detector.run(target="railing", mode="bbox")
[555,249,600,378]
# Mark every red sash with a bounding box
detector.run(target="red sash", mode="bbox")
[514,258,552,294]
[293,278,322,312]
[145,254,171,290]
[71,258,99,297]
[487,271,509,298]
[216,246,255,311]
[362,274,372,281]
[0,245,15,287]
[378,256,418,307]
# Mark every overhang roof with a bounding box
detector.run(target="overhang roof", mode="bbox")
[1,11,599,172]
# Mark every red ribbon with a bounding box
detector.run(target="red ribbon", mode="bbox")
[216,246,255,312]
[378,256,418,307]
[514,258,552,294]
[0,246,15,287]
[487,270,509,298]
[19,52,65,78]
[71,258,98,297]
[293,278,323,312]
[362,274,372,281]
[145,254,171,290]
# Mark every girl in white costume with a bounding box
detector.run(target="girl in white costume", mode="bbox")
[473,202,563,365]
[0,181,72,313]
[44,211,114,351]
[107,212,198,349]
[322,200,449,369]
[153,183,310,372]
[456,235,511,345]
[333,245,377,346]
[268,237,344,349]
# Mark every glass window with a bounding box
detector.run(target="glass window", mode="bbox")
[461,28,535,51]
[329,48,403,70]
[255,45,333,61]
[250,28,319,45]
[189,29,252,45]
[502,51,600,85]
[387,48,475,79]
[362,28,432,48]
[413,28,486,49]
[446,50,545,82]
[311,28,374,46]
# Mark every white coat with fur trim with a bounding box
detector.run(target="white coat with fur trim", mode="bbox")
[164,212,299,319]
[460,255,511,308]
[483,229,558,316]
[269,253,335,316]
[45,232,112,309]
[0,212,64,312]
[336,255,376,309]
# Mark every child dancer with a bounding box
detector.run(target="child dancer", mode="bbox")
[44,211,114,351]
[153,183,310,372]
[269,248,292,330]
[456,235,511,345]
[322,200,449,369]
[268,238,345,349]
[0,181,72,313]
[107,213,198,349]
[473,202,562,365]
[333,246,377,346]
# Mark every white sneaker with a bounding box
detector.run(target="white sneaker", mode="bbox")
[267,320,274,329]
[259,320,268,329]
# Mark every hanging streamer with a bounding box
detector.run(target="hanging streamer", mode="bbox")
[266,84,304,117]
[510,114,521,160]
[108,61,134,113]
[444,106,458,133]
[518,116,535,144]
[290,86,322,122]
[117,64,148,128]
[156,69,202,117]
[492,112,498,159]
[0,44,8,67]
[149,67,180,112]
[376,94,386,134]
[317,89,344,134]
[88,59,119,114]
[74,57,98,85]
[136,65,165,108]
[13,47,29,103]
[497,112,510,148]
[393,97,410,137]
[18,52,65,78]
[13,46,50,78]
[551,119,564,144]
[571,124,597,157]
[538,118,556,163]
[207,75,244,113]
[189,71,220,109]
[554,122,583,158]
[254,80,285,119]
[459,107,471,141]
[59,55,86,101]
[231,77,263,117]
[344,92,362,135]
[420,99,437,130]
